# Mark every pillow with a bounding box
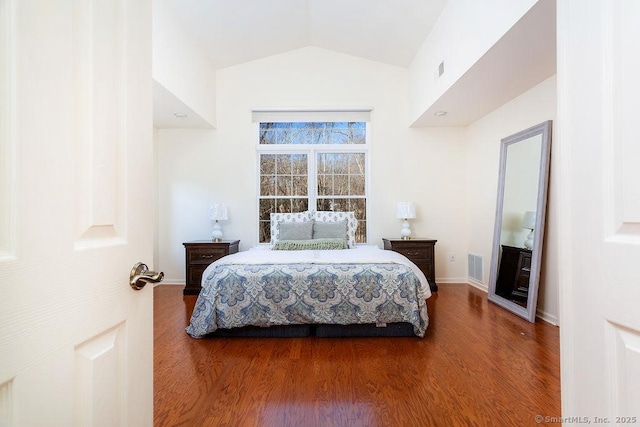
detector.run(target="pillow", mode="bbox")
[313,219,347,240]
[313,211,358,248]
[270,211,312,245]
[272,238,347,251]
[278,220,313,241]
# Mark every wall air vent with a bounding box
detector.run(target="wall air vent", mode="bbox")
[468,253,483,283]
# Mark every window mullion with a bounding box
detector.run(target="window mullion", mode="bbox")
[308,148,317,211]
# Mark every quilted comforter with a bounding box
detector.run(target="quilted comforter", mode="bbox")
[186,246,431,338]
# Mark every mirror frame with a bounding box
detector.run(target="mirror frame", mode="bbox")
[487,120,552,322]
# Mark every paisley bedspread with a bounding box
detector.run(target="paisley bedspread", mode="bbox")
[186,246,431,338]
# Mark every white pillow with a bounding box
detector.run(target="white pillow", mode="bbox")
[313,211,358,248]
[270,211,312,245]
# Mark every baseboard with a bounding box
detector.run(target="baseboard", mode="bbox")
[536,309,558,326]
[467,278,487,292]
[435,277,469,284]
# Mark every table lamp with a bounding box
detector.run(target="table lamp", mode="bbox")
[210,203,228,242]
[397,201,416,240]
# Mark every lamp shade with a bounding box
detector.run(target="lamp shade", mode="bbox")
[210,203,228,221]
[396,201,416,219]
[521,211,536,230]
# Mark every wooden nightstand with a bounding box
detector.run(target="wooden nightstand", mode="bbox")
[382,238,437,292]
[182,240,239,295]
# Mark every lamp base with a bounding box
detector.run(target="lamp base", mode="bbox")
[212,222,223,242]
[400,219,412,240]
[523,229,534,250]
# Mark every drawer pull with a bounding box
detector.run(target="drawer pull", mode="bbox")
[201,254,214,259]
[407,251,420,256]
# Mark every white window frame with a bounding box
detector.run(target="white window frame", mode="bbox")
[255,114,371,245]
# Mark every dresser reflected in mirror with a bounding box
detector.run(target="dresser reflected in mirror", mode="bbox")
[488,121,552,322]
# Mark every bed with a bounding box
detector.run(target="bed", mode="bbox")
[185,211,432,339]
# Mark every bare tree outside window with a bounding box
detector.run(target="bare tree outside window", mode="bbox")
[259,122,365,145]
[259,153,309,242]
[317,152,366,241]
[258,121,368,243]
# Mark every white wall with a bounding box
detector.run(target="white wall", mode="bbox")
[408,0,537,124]
[465,75,558,323]
[153,0,217,126]
[157,128,217,283]
[156,46,469,284]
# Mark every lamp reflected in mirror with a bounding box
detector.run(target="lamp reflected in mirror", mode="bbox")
[521,211,536,249]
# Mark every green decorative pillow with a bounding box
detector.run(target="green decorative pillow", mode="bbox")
[272,238,347,250]
[278,220,313,241]
[313,219,347,240]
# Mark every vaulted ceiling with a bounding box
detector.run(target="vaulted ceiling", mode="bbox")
[154,0,556,128]
[157,0,448,69]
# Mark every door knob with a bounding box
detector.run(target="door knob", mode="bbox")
[130,262,164,290]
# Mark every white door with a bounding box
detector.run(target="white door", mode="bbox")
[0,0,154,425]
[558,0,640,422]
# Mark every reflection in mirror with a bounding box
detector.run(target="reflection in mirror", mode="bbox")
[488,121,552,322]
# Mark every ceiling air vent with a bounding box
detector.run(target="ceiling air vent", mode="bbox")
[438,61,445,77]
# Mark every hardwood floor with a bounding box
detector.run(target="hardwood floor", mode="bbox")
[154,284,560,426]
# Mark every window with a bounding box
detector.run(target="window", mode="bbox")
[257,120,369,243]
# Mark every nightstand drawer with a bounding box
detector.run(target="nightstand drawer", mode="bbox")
[188,264,211,286]
[413,261,433,278]
[188,247,228,264]
[392,246,433,261]
[183,240,240,295]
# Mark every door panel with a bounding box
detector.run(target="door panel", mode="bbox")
[606,322,640,417]
[0,0,153,425]
[75,323,125,427]
[558,0,640,420]
[74,0,126,247]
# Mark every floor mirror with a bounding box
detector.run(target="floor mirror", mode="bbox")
[487,121,552,322]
